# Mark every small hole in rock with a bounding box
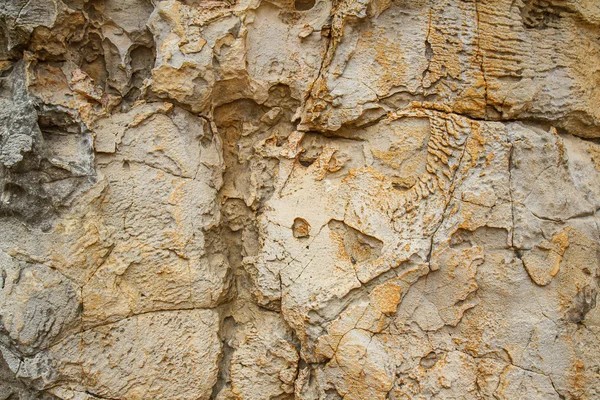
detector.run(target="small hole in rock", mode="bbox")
[419,351,439,369]
[299,158,315,167]
[294,0,315,11]
[392,177,416,192]
[292,217,311,238]
[392,182,409,191]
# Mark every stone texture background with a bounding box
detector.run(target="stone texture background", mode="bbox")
[1,0,599,399]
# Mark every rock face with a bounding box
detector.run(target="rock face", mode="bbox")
[1,0,599,398]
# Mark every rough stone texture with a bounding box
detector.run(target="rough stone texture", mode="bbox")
[0,0,599,399]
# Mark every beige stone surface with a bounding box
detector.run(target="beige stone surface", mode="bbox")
[1,0,599,399]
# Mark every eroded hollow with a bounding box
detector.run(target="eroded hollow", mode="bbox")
[328,219,383,264]
[294,0,315,11]
[292,217,311,238]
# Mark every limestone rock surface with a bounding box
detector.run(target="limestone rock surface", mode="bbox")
[1,0,600,399]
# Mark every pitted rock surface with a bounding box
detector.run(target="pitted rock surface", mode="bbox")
[1,0,599,399]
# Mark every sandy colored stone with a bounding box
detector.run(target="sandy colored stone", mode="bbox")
[1,0,600,398]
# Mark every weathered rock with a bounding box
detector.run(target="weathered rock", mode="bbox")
[16,309,221,400]
[1,0,599,398]
[0,251,81,356]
